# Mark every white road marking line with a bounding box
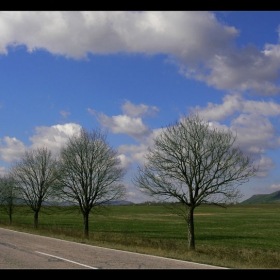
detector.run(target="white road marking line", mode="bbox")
[35,251,98,269]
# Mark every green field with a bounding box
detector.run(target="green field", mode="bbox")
[1,203,280,269]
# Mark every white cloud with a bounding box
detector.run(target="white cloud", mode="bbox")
[191,93,243,121]
[268,183,280,191]
[121,100,159,118]
[118,143,149,166]
[29,123,82,155]
[0,136,26,162]
[253,156,275,177]
[0,123,82,163]
[2,11,226,57]
[92,100,158,142]
[97,113,152,141]
[184,44,280,95]
[192,93,280,122]
[188,95,280,179]
[180,113,276,164]
[90,100,161,142]
[5,11,279,95]
[232,113,279,154]
[1,11,280,95]
[60,110,70,118]
[117,154,132,169]
[117,128,165,166]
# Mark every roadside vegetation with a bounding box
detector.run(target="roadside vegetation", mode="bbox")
[0,203,280,269]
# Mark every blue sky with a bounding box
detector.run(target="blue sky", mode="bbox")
[1,11,280,203]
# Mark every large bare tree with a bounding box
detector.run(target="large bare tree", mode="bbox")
[57,128,126,238]
[0,174,20,224]
[133,113,257,250]
[10,147,59,229]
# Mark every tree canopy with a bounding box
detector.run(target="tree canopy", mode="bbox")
[133,113,257,249]
[57,128,127,238]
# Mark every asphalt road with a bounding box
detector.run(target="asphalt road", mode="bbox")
[0,227,227,269]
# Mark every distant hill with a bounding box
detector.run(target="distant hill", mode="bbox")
[104,200,134,206]
[42,200,135,206]
[1,199,134,206]
[240,190,280,204]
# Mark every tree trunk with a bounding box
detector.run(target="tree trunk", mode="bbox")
[83,212,89,239]
[9,206,12,225]
[34,211,39,229]
[186,207,195,250]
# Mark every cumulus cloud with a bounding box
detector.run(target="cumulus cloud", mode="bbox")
[117,154,132,169]
[190,95,280,177]
[0,136,26,162]
[117,128,165,167]
[182,44,280,95]
[0,123,82,162]
[231,113,279,155]
[0,11,237,58]
[29,123,82,155]
[191,93,243,121]
[118,143,149,166]
[2,11,280,95]
[95,112,152,141]
[192,93,280,126]
[254,156,275,177]
[181,112,264,157]
[89,100,159,141]
[121,100,159,118]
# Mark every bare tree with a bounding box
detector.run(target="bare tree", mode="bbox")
[10,147,59,229]
[132,113,257,250]
[0,174,20,224]
[57,128,127,238]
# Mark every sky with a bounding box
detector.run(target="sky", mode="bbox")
[0,11,280,203]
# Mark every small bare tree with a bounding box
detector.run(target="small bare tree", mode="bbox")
[0,174,20,224]
[10,147,59,229]
[133,113,257,250]
[57,128,126,238]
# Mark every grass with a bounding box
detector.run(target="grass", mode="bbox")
[1,203,280,269]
